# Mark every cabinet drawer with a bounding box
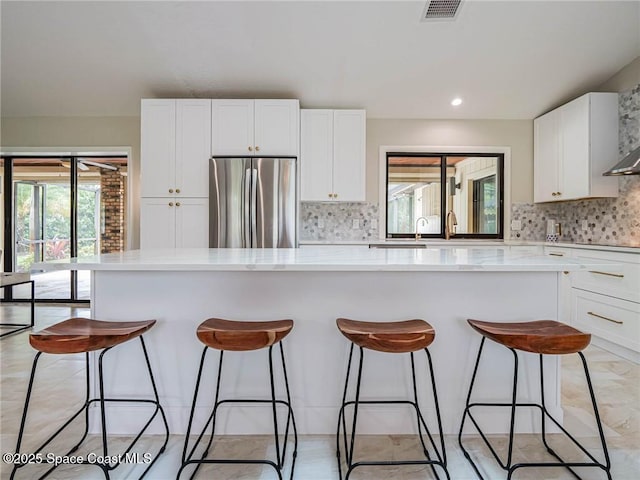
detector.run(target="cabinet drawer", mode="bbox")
[571,289,640,352]
[571,252,640,303]
[543,246,573,258]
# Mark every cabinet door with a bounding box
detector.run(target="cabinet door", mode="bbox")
[140,198,176,249]
[332,110,366,202]
[175,198,209,248]
[141,100,176,197]
[254,100,299,156]
[211,100,255,156]
[559,95,590,201]
[301,109,334,201]
[533,109,560,203]
[176,99,211,197]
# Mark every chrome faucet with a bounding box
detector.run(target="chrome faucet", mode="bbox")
[445,210,457,240]
[415,216,428,240]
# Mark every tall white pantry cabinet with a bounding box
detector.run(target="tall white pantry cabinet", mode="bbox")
[140,99,210,248]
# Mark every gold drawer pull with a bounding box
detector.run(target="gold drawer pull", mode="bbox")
[549,253,564,257]
[587,311,623,325]
[588,270,624,278]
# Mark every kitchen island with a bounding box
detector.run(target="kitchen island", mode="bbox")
[34,246,608,436]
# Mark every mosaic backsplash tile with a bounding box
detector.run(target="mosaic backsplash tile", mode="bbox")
[510,176,640,246]
[619,84,639,156]
[300,202,378,241]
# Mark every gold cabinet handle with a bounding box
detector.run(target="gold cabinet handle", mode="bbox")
[334,193,338,199]
[248,146,253,152]
[255,146,260,152]
[587,311,623,325]
[176,202,181,207]
[549,252,564,257]
[552,192,557,197]
[176,188,181,194]
[328,193,332,198]
[588,270,624,278]
[169,188,174,194]
[169,202,174,207]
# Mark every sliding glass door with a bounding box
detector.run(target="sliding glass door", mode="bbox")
[2,155,127,302]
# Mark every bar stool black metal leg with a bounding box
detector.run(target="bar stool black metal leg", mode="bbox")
[137,336,170,477]
[279,341,298,480]
[267,345,284,480]
[579,352,612,480]
[410,352,441,480]
[336,343,355,479]
[69,352,92,454]
[458,337,486,479]
[10,352,42,479]
[423,348,450,479]
[176,347,216,479]
[344,347,365,480]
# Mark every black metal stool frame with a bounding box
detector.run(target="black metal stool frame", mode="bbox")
[0,279,35,338]
[11,336,170,480]
[178,342,298,480]
[458,336,612,480]
[336,343,450,480]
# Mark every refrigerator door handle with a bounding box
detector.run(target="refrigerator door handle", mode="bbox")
[250,166,258,247]
[243,167,252,248]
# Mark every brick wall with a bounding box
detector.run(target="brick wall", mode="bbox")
[100,170,124,253]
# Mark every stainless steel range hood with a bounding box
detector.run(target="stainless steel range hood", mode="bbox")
[603,145,640,176]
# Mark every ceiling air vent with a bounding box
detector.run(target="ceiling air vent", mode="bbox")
[421,0,463,21]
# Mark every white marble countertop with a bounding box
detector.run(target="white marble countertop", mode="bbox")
[32,246,613,272]
[299,239,640,254]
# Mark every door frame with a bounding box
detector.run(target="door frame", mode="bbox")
[1,147,132,302]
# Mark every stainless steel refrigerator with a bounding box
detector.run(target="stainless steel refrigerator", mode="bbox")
[209,157,297,248]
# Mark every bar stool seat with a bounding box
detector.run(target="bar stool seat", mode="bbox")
[180,318,298,479]
[459,319,611,480]
[30,318,156,354]
[336,318,434,353]
[12,318,169,479]
[336,318,449,479]
[467,319,591,355]
[197,318,293,351]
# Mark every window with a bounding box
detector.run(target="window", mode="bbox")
[386,153,504,239]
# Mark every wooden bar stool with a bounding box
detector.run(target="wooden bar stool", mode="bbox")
[178,318,298,480]
[336,318,449,480]
[458,319,611,480]
[11,318,169,479]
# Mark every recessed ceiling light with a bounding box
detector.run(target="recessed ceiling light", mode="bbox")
[451,98,463,106]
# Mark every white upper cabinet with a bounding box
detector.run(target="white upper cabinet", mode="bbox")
[300,109,366,202]
[301,110,334,201]
[141,99,211,198]
[332,110,366,202]
[212,99,299,156]
[534,92,618,203]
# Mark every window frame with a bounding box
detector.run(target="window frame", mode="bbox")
[384,151,505,240]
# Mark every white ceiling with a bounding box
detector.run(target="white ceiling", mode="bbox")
[1,0,639,119]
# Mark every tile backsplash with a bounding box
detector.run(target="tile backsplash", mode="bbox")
[300,202,379,241]
[511,176,640,246]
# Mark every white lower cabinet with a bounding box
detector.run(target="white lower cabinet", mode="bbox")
[555,247,640,362]
[572,289,640,354]
[140,198,208,249]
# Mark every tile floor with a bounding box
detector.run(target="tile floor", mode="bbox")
[1,304,638,479]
